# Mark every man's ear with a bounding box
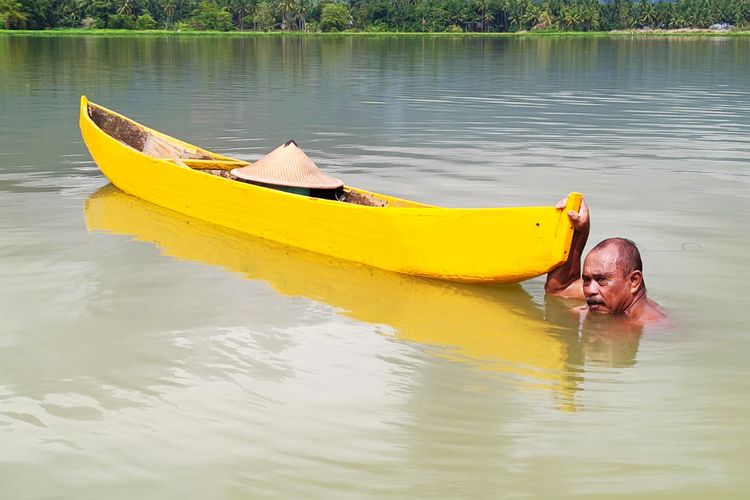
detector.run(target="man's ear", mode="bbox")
[628,270,643,294]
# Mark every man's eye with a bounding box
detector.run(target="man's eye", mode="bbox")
[597,278,608,286]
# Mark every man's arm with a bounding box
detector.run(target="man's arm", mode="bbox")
[545,197,589,299]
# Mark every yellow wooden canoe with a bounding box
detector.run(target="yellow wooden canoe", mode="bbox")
[79,96,582,284]
[85,185,581,411]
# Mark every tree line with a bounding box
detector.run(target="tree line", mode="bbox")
[2,0,749,33]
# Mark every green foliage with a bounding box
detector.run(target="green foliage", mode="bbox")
[5,0,750,33]
[231,0,255,30]
[241,13,253,29]
[276,0,307,31]
[15,0,51,29]
[161,0,178,28]
[188,1,234,30]
[363,21,388,32]
[0,0,28,29]
[136,11,156,29]
[253,0,274,30]
[319,2,350,32]
[108,13,135,29]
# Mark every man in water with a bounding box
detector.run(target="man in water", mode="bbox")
[545,197,666,324]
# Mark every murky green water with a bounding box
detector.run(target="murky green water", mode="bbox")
[1,35,749,498]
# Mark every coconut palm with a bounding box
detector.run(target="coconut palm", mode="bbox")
[117,0,132,15]
[230,0,253,29]
[161,0,176,27]
[474,0,490,32]
[483,9,495,31]
[295,0,306,31]
[520,2,540,30]
[276,0,297,30]
[55,0,87,26]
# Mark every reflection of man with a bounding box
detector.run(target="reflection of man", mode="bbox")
[545,197,666,324]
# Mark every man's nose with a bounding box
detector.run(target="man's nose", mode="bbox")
[584,283,598,296]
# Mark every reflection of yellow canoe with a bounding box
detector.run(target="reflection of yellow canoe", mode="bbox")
[79,96,582,283]
[85,186,579,407]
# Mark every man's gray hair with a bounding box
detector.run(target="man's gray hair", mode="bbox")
[591,237,643,275]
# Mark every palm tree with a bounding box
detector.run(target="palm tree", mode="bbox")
[162,0,176,28]
[653,1,672,29]
[636,0,654,28]
[117,0,132,15]
[295,0,306,31]
[536,9,553,29]
[520,2,540,30]
[581,0,599,31]
[230,0,253,29]
[276,0,297,30]
[560,4,582,30]
[475,0,490,32]
[483,10,495,32]
[669,10,688,29]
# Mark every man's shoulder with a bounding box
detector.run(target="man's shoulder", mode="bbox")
[637,299,668,324]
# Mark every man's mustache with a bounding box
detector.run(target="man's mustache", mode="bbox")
[586,298,603,306]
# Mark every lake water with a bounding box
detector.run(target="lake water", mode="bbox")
[1,35,749,498]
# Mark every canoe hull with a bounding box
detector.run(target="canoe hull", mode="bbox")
[85,185,578,408]
[79,96,581,283]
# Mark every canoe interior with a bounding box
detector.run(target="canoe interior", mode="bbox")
[87,102,401,208]
[88,103,216,160]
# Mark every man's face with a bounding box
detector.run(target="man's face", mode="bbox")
[581,248,635,314]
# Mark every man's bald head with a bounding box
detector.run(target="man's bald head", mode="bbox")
[589,238,643,276]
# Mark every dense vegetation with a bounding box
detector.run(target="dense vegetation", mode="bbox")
[2,0,749,33]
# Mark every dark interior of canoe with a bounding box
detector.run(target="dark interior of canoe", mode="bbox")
[88,103,394,207]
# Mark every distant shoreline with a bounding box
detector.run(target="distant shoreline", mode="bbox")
[2,29,750,38]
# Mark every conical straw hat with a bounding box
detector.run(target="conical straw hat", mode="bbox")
[231,140,343,189]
